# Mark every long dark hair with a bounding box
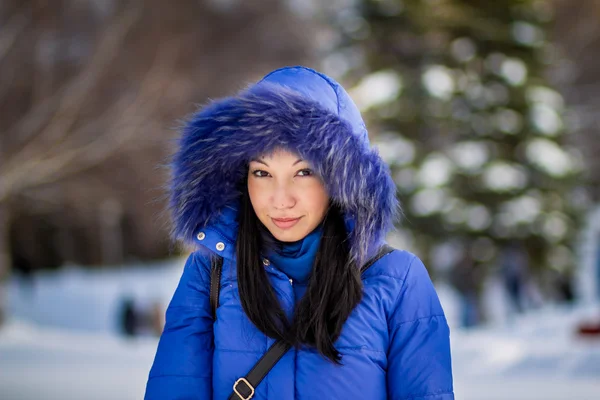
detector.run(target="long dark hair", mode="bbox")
[236,186,363,364]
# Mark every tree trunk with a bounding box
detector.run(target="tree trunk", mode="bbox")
[0,202,11,326]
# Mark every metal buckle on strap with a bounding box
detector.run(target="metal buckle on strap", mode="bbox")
[233,377,255,400]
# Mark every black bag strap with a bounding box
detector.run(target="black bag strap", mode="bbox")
[209,244,395,399]
[361,244,394,274]
[228,340,291,400]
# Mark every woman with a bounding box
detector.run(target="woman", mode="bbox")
[145,66,454,399]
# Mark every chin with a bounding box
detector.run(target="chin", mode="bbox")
[268,226,308,242]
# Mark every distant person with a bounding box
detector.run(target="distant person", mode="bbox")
[118,297,138,337]
[450,251,481,328]
[145,66,454,399]
[555,271,574,303]
[13,254,35,295]
[500,241,528,314]
[596,236,600,301]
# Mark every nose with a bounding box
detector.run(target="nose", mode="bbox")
[272,182,296,210]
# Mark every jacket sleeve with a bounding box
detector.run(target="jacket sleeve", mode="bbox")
[144,251,214,400]
[386,255,454,400]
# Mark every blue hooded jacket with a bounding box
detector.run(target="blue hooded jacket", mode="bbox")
[145,66,454,399]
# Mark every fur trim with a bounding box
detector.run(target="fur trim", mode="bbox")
[170,81,399,265]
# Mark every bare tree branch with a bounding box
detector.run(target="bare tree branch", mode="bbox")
[2,3,141,164]
[0,39,181,202]
[0,6,30,61]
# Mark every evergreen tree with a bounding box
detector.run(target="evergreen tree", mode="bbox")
[325,0,585,299]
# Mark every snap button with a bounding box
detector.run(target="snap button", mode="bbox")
[263,259,270,266]
[216,242,225,251]
[196,232,205,241]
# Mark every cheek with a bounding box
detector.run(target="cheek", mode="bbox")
[302,181,329,216]
[247,180,268,211]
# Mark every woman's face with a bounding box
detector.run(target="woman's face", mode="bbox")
[248,149,329,242]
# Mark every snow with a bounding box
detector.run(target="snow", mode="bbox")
[450,305,600,400]
[422,65,455,100]
[349,70,403,110]
[1,258,600,400]
[0,320,157,400]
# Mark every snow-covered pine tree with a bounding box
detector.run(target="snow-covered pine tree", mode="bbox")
[323,0,585,300]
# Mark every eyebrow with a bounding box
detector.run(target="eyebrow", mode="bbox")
[250,158,304,166]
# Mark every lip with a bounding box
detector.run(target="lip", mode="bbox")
[271,217,302,229]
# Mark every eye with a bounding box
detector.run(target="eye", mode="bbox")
[251,169,270,178]
[296,169,314,177]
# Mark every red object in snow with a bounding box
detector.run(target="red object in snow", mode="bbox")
[577,320,600,337]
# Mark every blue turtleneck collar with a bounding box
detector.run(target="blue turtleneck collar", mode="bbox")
[264,225,323,284]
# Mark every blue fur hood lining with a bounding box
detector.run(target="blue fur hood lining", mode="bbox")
[169,66,400,264]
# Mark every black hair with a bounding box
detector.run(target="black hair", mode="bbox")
[236,186,363,364]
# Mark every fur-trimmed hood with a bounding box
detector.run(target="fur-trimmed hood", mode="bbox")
[170,66,399,265]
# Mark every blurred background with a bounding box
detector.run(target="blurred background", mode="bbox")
[1,0,599,399]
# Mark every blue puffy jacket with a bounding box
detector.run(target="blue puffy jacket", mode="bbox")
[145,66,454,399]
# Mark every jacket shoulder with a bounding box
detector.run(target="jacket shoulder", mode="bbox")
[363,247,422,282]
[190,248,213,269]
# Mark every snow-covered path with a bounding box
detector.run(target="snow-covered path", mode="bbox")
[1,259,599,400]
[2,314,599,400]
[450,307,600,399]
[0,320,155,400]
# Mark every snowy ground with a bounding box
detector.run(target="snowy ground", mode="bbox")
[1,258,600,400]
